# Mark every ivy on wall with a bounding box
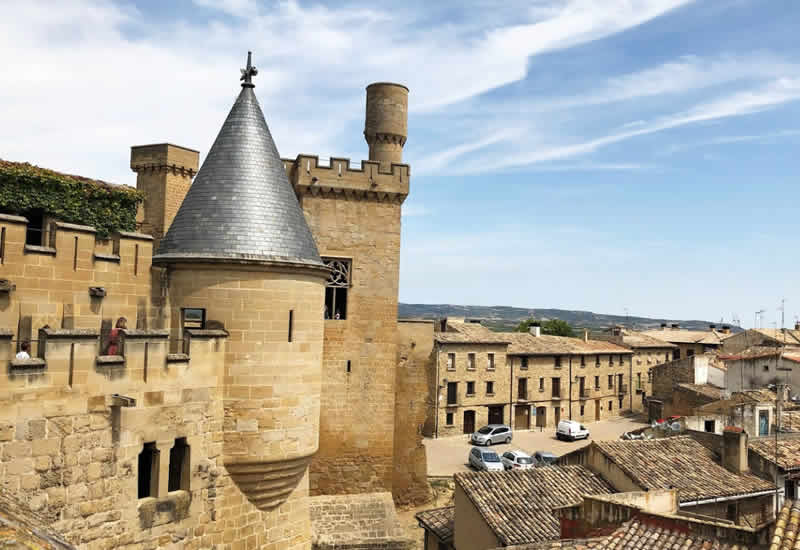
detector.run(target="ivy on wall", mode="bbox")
[0,160,143,239]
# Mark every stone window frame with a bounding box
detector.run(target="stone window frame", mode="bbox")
[594,375,600,390]
[595,355,601,367]
[520,356,529,370]
[445,412,454,426]
[607,375,613,389]
[580,355,586,367]
[466,381,476,396]
[554,356,562,369]
[467,353,476,371]
[487,353,495,370]
[485,380,494,396]
[322,257,351,320]
[538,377,544,392]
[446,353,455,371]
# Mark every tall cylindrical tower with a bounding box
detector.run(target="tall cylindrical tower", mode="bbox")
[153,52,327,550]
[364,82,409,168]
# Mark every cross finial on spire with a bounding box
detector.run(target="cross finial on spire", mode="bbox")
[240,51,258,88]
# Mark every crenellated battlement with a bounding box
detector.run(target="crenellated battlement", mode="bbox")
[0,213,158,341]
[283,155,409,204]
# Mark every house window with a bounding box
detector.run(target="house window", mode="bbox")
[521,356,529,370]
[446,412,454,426]
[704,420,715,433]
[608,355,613,366]
[323,258,350,320]
[168,438,190,492]
[619,397,624,409]
[595,355,601,367]
[447,353,455,370]
[488,353,495,370]
[23,209,45,246]
[346,360,351,373]
[580,405,585,416]
[467,353,476,370]
[618,355,624,365]
[608,375,613,389]
[552,378,561,398]
[181,308,206,330]
[446,382,457,405]
[594,376,600,389]
[539,377,544,391]
[608,400,613,411]
[673,350,680,360]
[518,378,527,400]
[687,349,695,357]
[763,365,770,372]
[288,310,294,342]
[486,381,494,395]
[466,381,475,395]
[666,352,670,362]
[138,442,159,499]
[636,373,642,390]
[555,356,562,369]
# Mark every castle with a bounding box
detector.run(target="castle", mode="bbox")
[0,54,429,549]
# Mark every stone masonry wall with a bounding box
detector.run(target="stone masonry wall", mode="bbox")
[394,320,433,506]
[289,156,408,497]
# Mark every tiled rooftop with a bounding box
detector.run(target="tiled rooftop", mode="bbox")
[415,507,454,543]
[770,499,800,550]
[617,331,677,349]
[750,438,800,471]
[517,518,749,550]
[697,389,777,415]
[639,328,726,345]
[0,493,75,549]
[435,322,511,344]
[592,437,774,502]
[782,411,800,432]
[503,332,633,357]
[719,345,800,364]
[676,382,726,400]
[455,466,615,545]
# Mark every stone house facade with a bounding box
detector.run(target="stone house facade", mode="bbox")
[422,321,635,437]
[0,57,427,550]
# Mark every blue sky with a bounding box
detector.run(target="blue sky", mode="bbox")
[1,1,799,327]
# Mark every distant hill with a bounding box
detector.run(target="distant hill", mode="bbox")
[397,303,741,333]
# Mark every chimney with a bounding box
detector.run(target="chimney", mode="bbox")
[709,324,716,330]
[671,323,680,330]
[721,426,748,474]
[721,325,731,334]
[529,325,541,337]
[795,322,800,331]
[583,329,589,342]
[660,323,667,329]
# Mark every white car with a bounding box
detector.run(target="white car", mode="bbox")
[468,447,504,471]
[500,450,534,470]
[556,420,590,441]
[470,424,513,446]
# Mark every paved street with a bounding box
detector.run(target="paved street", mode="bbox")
[423,416,646,476]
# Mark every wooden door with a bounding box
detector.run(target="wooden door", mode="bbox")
[463,410,475,434]
[488,405,504,425]
[554,406,561,425]
[595,400,600,421]
[535,407,546,428]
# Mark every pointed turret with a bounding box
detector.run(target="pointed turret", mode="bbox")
[153,53,321,267]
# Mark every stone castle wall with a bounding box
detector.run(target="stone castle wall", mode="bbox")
[286,155,416,497]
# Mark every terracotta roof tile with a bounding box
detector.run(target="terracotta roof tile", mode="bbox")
[503,333,632,356]
[455,466,615,545]
[617,331,677,349]
[415,507,454,543]
[750,439,800,471]
[639,329,725,346]
[434,322,512,344]
[592,437,774,502]
[676,383,726,400]
[515,518,749,550]
[769,499,800,550]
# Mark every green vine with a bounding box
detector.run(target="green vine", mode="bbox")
[0,160,143,239]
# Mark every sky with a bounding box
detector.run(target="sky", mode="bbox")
[1,0,799,328]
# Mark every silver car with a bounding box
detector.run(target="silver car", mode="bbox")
[470,424,513,446]
[501,450,534,470]
[468,447,504,471]
[533,450,557,466]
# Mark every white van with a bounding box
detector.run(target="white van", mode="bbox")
[556,420,589,441]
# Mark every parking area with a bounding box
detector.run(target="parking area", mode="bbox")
[423,415,646,476]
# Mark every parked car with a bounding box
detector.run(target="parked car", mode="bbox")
[532,450,557,466]
[471,424,513,446]
[468,447,504,471]
[556,420,590,441]
[501,450,534,470]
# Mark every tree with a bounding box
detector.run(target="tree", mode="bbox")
[541,319,574,337]
[514,318,539,333]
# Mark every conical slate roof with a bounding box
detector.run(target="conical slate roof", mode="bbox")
[153,75,322,267]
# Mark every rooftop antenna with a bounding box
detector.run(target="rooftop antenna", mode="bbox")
[755,309,766,329]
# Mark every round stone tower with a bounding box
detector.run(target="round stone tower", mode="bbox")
[153,53,327,547]
[364,82,409,168]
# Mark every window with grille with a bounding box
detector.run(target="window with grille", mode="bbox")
[323,258,351,320]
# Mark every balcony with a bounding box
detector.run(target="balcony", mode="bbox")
[618,384,628,394]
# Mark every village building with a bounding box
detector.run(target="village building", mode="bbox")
[0,55,429,550]
[416,506,454,550]
[415,466,615,550]
[721,326,800,354]
[558,433,778,527]
[770,499,800,549]
[720,346,800,393]
[647,352,727,419]
[423,321,635,438]
[638,324,730,360]
[519,489,772,549]
[689,389,780,436]
[595,325,677,396]
[749,437,800,506]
